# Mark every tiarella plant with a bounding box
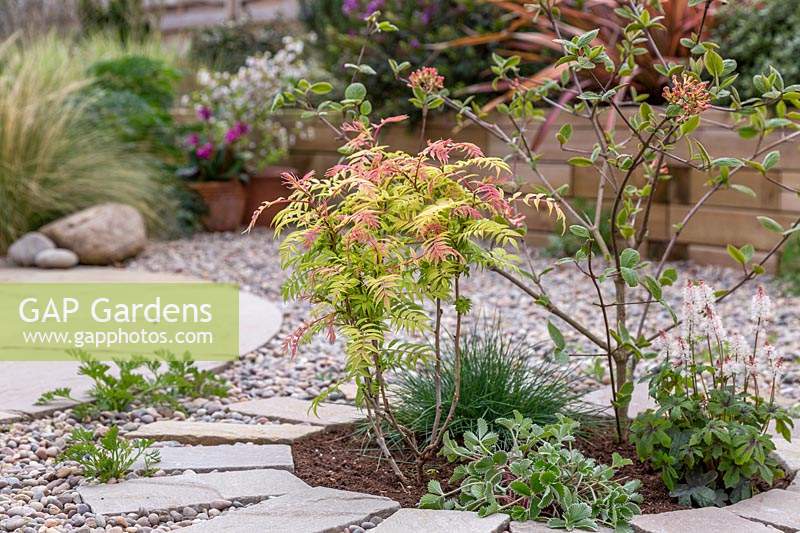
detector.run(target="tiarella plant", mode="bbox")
[270,0,800,451]
[631,282,793,506]
[249,117,562,481]
[422,413,642,532]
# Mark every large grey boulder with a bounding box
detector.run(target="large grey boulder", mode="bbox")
[40,203,146,265]
[8,232,54,266]
[34,249,78,269]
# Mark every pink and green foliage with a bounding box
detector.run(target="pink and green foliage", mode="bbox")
[249,115,563,480]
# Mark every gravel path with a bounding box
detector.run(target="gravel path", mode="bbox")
[1,229,798,532]
[129,229,800,401]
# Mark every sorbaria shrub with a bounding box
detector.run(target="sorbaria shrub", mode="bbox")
[251,112,563,480]
[422,413,641,531]
[631,283,793,506]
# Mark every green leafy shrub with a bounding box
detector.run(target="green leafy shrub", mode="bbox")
[189,20,291,73]
[0,34,170,251]
[630,282,793,506]
[389,319,597,446]
[422,413,641,531]
[85,54,204,236]
[60,426,160,482]
[77,0,152,43]
[713,0,800,100]
[37,350,229,418]
[298,0,507,115]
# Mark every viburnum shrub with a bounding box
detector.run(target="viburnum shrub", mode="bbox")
[630,283,793,506]
[249,117,562,480]
[267,0,800,464]
[422,413,642,531]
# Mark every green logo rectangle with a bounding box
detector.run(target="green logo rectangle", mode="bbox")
[0,283,239,361]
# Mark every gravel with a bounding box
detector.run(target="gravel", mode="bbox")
[0,229,797,531]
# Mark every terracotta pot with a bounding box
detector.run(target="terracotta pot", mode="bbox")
[242,166,296,227]
[189,180,246,232]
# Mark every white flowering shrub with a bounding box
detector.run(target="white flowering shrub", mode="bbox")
[186,36,312,170]
[630,282,793,507]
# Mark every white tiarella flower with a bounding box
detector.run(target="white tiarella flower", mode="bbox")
[751,285,772,325]
[729,333,748,362]
[682,280,698,339]
[762,343,784,377]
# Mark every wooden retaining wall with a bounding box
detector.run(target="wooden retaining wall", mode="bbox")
[287,110,800,272]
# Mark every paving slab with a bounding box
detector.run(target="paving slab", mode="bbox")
[0,411,23,424]
[78,468,308,515]
[510,521,612,532]
[585,384,655,419]
[373,509,508,533]
[127,421,322,445]
[0,267,282,418]
[178,486,400,533]
[769,419,800,475]
[726,489,800,532]
[631,507,781,533]
[132,443,294,473]
[228,397,365,428]
[789,475,800,493]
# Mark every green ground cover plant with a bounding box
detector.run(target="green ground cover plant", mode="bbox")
[422,413,641,531]
[37,350,228,418]
[60,425,160,483]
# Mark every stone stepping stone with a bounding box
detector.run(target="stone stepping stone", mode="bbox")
[228,397,364,428]
[769,420,800,475]
[631,507,781,533]
[132,443,294,473]
[726,489,800,532]
[789,475,800,493]
[373,509,509,533]
[510,521,612,532]
[78,469,308,516]
[0,411,22,424]
[178,486,400,533]
[126,420,322,445]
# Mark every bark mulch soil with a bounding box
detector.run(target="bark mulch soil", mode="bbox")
[292,425,687,513]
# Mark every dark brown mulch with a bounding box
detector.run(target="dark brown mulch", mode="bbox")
[575,429,688,514]
[292,426,456,507]
[292,425,685,512]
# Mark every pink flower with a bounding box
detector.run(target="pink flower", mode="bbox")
[185,133,200,147]
[197,106,212,121]
[196,142,214,160]
[224,122,250,144]
[407,67,445,93]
